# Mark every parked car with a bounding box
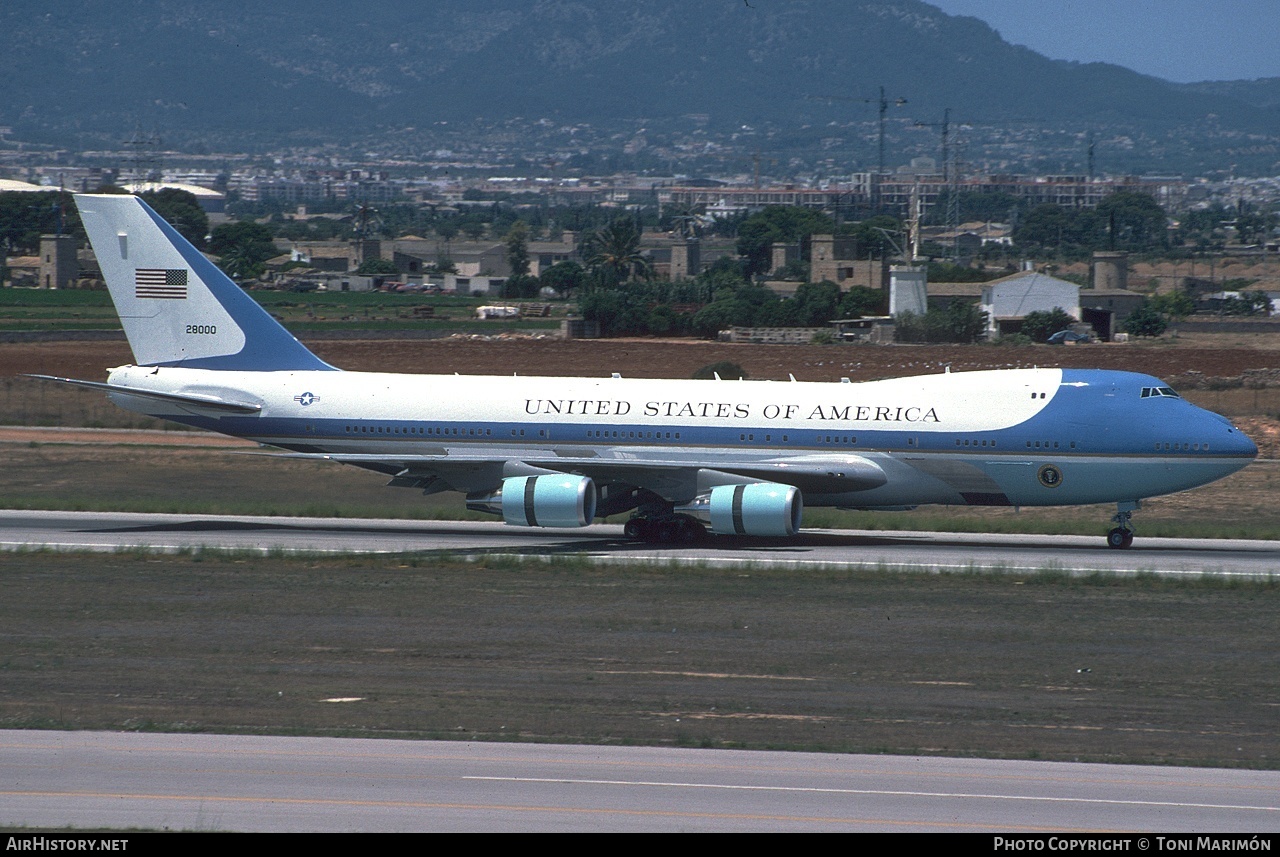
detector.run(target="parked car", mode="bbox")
[1047,329,1091,345]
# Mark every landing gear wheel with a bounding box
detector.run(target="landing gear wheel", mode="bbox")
[626,514,705,544]
[653,519,680,544]
[1106,527,1134,549]
[676,517,706,543]
[623,518,649,541]
[1108,502,1139,549]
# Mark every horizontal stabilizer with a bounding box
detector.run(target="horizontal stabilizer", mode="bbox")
[26,374,262,414]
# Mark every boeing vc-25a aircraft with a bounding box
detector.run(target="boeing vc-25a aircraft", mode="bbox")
[43,194,1257,548]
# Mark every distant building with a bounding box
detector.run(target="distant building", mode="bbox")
[38,234,77,289]
[810,234,886,288]
[4,255,40,287]
[922,222,1013,260]
[231,173,404,204]
[0,179,64,194]
[881,175,1185,218]
[122,181,227,214]
[643,233,702,280]
[927,281,987,310]
[888,266,927,316]
[770,242,800,273]
[829,316,895,343]
[979,271,1081,338]
[391,239,508,278]
[528,233,582,276]
[658,186,867,217]
[661,174,1184,222]
[289,242,355,272]
[426,274,507,297]
[1091,251,1129,291]
[1079,289,1149,340]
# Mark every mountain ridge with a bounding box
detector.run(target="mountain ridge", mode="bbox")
[3,1,1276,174]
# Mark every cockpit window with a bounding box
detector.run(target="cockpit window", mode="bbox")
[1140,386,1181,399]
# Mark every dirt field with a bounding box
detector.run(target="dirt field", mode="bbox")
[6,336,1280,383]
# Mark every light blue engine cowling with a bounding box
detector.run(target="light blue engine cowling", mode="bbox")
[706,482,803,537]
[499,474,597,528]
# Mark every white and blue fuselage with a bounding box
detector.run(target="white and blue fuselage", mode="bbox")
[56,194,1257,547]
[102,362,1255,511]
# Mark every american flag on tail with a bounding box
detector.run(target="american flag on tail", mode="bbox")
[134,268,188,299]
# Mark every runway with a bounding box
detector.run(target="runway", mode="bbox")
[2,730,1278,832]
[2,509,1278,577]
[4,517,1278,832]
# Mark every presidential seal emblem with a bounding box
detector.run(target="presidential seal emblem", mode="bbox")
[1038,464,1063,488]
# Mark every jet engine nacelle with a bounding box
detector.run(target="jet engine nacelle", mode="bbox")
[677,482,803,537]
[469,474,597,528]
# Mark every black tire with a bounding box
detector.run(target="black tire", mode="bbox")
[654,520,680,544]
[1107,527,1133,549]
[623,518,648,541]
[676,517,706,543]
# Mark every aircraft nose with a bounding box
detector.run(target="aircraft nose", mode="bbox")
[1228,426,1259,458]
[1192,405,1257,458]
[1213,415,1259,458]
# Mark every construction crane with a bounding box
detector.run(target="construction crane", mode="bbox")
[743,150,777,190]
[810,86,907,215]
[754,150,776,189]
[913,112,1042,263]
[915,108,961,261]
[914,108,953,181]
[810,86,908,178]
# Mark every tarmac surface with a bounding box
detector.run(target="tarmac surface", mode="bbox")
[2,509,1278,577]
[3,730,1278,832]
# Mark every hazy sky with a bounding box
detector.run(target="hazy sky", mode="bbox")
[926,0,1280,83]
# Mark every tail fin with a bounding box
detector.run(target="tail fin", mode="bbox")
[74,193,334,371]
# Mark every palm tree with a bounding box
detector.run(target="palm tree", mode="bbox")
[217,243,266,282]
[584,218,653,287]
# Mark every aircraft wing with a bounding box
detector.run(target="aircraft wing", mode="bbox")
[279,448,888,499]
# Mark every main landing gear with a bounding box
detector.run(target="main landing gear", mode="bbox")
[623,513,707,544]
[1106,501,1140,549]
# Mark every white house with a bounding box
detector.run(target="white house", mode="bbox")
[980,271,1081,338]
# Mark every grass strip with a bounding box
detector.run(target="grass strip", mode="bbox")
[1,549,1276,767]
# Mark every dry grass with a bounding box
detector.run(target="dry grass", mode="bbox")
[1,551,1276,767]
[0,439,461,519]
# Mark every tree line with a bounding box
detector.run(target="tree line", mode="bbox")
[5,186,1267,345]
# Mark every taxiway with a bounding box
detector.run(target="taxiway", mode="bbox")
[1,509,1278,577]
[3,730,1278,832]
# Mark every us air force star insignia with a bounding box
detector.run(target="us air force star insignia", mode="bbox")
[294,392,319,406]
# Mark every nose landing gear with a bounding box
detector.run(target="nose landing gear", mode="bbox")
[1106,501,1140,549]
